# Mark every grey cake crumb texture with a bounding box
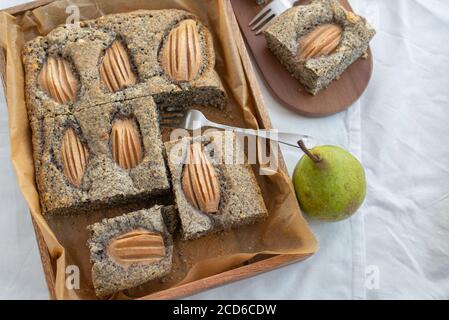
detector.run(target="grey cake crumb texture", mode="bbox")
[161,205,180,235]
[87,207,173,298]
[264,0,376,95]
[165,132,268,240]
[22,9,229,215]
[31,96,170,215]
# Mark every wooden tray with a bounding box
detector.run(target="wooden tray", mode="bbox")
[230,0,373,117]
[0,0,315,300]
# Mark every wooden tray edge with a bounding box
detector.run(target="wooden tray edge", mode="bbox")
[139,253,313,300]
[0,48,6,93]
[30,215,57,300]
[0,0,317,300]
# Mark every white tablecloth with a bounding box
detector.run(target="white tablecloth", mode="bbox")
[1,0,448,300]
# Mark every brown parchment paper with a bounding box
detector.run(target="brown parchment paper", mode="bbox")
[0,0,318,300]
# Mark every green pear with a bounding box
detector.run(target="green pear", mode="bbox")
[292,141,366,222]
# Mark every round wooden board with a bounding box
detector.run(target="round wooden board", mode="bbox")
[230,0,373,118]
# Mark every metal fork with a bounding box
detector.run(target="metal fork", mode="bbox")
[160,109,316,149]
[249,0,296,35]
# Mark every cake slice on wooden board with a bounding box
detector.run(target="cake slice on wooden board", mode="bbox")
[31,96,170,216]
[87,207,173,298]
[164,131,268,240]
[263,0,375,95]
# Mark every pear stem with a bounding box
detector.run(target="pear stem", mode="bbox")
[298,140,321,163]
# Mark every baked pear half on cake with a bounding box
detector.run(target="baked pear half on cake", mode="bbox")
[264,0,375,95]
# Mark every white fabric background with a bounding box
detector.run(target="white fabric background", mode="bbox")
[0,0,448,300]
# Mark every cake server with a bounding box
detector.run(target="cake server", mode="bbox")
[160,109,316,149]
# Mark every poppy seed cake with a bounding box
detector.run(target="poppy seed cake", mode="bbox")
[263,0,375,95]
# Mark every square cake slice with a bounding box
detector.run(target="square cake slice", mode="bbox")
[87,207,173,298]
[164,131,268,240]
[264,0,375,95]
[33,96,170,215]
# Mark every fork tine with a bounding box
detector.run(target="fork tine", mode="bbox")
[160,123,179,128]
[160,120,182,128]
[248,6,271,27]
[159,112,184,127]
[164,106,184,112]
[254,16,274,35]
[251,13,275,34]
[160,112,184,119]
